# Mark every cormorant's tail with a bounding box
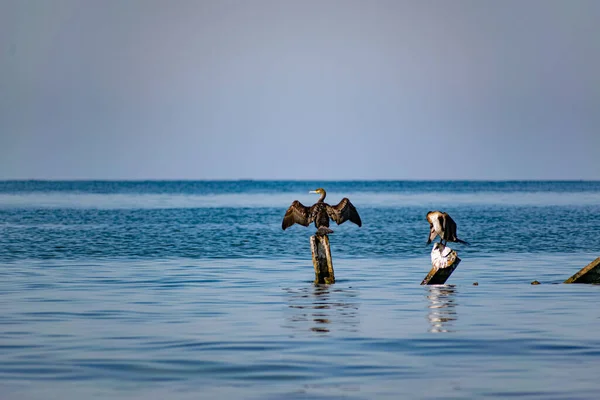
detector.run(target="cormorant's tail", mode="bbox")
[455,238,470,245]
[316,226,334,236]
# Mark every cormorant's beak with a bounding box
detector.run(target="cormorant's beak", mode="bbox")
[309,190,318,194]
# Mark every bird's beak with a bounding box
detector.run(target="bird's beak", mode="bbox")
[309,190,318,194]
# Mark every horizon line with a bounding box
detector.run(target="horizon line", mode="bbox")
[0,178,598,183]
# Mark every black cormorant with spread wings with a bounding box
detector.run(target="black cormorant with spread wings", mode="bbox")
[282,188,362,236]
[426,211,469,246]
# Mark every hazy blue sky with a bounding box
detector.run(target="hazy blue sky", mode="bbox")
[1,0,599,180]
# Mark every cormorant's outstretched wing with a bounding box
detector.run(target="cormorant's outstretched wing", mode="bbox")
[282,200,312,230]
[326,198,362,227]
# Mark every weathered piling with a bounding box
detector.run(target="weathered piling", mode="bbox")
[310,235,335,284]
[564,256,600,284]
[421,243,461,285]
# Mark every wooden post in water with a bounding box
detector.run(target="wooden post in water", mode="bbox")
[421,243,461,285]
[310,235,335,284]
[564,256,600,284]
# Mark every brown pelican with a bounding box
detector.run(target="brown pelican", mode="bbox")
[282,188,362,235]
[426,211,469,245]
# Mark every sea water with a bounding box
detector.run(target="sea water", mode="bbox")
[1,181,599,399]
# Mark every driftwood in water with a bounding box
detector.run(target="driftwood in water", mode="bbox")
[421,243,461,285]
[310,235,335,284]
[564,256,600,284]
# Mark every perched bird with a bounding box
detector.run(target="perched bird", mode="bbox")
[282,188,362,236]
[426,211,469,246]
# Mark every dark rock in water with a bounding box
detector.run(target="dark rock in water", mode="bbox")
[531,280,541,285]
[473,282,479,286]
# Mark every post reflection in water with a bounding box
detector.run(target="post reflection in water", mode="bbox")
[426,285,458,333]
[283,285,359,334]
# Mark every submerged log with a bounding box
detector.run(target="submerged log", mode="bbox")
[564,256,600,284]
[310,235,335,284]
[421,243,461,285]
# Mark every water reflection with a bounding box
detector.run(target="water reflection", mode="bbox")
[283,285,359,334]
[426,285,458,333]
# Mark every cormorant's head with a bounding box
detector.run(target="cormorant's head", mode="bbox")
[309,188,325,195]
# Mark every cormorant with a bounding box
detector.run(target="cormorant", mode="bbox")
[282,188,362,236]
[426,211,469,246]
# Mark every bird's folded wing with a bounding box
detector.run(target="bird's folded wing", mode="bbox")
[439,214,446,231]
[444,214,457,238]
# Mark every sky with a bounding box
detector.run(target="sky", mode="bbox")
[0,0,599,180]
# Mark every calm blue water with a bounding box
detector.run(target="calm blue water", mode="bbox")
[1,181,600,399]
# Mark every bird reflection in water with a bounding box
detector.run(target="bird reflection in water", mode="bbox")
[283,285,359,334]
[426,285,458,333]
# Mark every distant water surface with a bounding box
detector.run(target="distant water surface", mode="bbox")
[0,181,599,399]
